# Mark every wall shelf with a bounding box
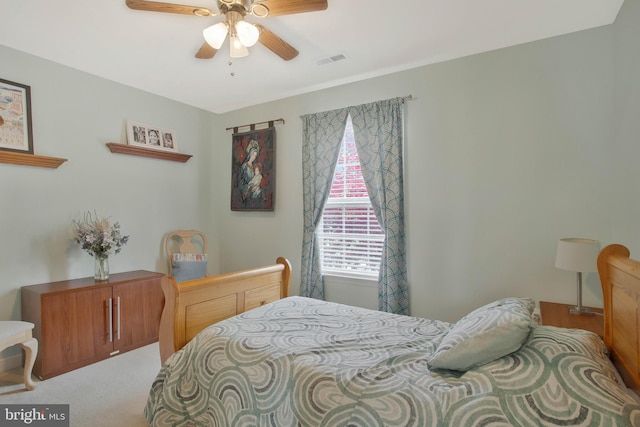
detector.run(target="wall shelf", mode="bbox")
[106,142,192,163]
[0,151,67,169]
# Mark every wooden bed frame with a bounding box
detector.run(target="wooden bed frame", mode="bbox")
[158,257,291,364]
[597,244,640,395]
[156,246,640,396]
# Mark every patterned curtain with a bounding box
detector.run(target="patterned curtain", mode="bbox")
[349,98,408,315]
[300,108,349,300]
[300,98,407,315]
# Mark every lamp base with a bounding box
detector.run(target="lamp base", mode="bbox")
[569,306,597,316]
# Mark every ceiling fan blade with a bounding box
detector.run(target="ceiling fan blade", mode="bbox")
[195,42,218,59]
[256,25,298,61]
[126,0,214,16]
[255,0,327,16]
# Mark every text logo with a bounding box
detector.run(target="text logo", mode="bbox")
[1,405,69,426]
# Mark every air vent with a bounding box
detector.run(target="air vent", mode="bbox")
[316,53,347,66]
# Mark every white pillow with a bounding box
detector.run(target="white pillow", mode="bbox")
[428,297,534,371]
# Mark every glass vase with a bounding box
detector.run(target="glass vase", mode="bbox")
[94,254,109,281]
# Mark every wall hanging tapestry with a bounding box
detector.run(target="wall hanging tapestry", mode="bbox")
[231,126,275,211]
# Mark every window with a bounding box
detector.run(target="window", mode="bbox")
[316,117,384,279]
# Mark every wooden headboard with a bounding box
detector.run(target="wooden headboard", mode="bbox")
[158,257,291,364]
[597,244,640,394]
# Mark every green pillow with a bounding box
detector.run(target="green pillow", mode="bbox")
[428,297,534,371]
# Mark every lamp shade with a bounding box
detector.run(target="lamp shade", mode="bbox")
[555,238,600,272]
[229,35,249,58]
[203,22,228,49]
[235,20,259,47]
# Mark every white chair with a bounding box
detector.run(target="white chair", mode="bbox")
[0,321,37,390]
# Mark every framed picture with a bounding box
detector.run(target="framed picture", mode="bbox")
[0,78,34,154]
[126,120,177,152]
[231,127,275,211]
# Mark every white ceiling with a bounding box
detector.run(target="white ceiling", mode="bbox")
[0,0,624,114]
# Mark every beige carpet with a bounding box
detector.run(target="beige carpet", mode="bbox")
[0,343,161,427]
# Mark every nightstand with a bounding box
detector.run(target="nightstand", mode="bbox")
[539,301,604,338]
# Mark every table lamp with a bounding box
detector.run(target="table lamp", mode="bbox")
[555,238,600,315]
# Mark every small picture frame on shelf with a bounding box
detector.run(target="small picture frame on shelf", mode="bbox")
[0,78,34,154]
[126,120,177,152]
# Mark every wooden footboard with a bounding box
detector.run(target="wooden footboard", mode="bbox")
[597,244,640,395]
[159,257,291,364]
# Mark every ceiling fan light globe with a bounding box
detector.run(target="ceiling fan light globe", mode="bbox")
[203,22,228,49]
[235,20,260,47]
[230,35,249,57]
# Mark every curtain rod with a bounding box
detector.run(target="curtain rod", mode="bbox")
[299,95,414,118]
[226,118,285,132]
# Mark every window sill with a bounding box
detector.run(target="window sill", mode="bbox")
[323,273,377,288]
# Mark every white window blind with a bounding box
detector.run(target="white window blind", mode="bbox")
[317,117,384,278]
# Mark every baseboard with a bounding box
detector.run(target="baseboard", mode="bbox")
[0,353,22,373]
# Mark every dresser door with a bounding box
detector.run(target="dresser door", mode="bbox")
[112,278,164,352]
[40,287,113,376]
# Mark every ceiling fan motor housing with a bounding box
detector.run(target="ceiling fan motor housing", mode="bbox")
[217,0,269,17]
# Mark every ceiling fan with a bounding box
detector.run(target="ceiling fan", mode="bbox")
[125,0,328,61]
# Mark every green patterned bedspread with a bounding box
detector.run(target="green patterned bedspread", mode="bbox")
[145,296,640,426]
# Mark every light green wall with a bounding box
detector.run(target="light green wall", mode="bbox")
[612,0,640,249]
[0,45,220,362]
[214,19,620,321]
[1,2,638,365]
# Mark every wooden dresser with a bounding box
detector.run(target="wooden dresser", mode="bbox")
[21,270,164,379]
